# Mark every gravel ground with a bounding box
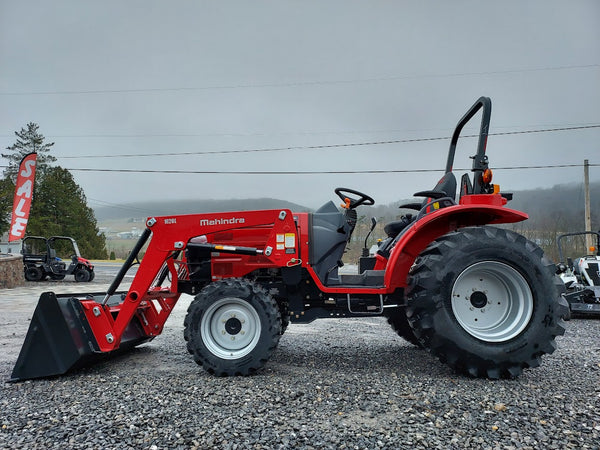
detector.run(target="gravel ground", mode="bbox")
[1,275,599,449]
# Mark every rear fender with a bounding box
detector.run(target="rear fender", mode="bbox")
[383,200,528,290]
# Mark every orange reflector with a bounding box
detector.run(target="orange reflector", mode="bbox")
[483,168,493,183]
[493,184,500,194]
[591,246,597,253]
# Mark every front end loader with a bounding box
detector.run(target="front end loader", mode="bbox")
[10,97,568,382]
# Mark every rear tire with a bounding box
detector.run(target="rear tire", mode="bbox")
[184,278,281,376]
[384,307,422,347]
[406,226,568,379]
[25,266,43,282]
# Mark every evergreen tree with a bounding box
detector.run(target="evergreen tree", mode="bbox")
[27,167,107,258]
[2,122,56,181]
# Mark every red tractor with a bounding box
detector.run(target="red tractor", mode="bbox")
[11,97,567,382]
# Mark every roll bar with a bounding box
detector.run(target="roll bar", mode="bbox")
[557,231,600,264]
[445,96,492,195]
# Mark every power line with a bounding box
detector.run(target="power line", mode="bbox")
[1,121,596,139]
[1,64,598,96]
[45,163,600,175]
[49,124,600,160]
[1,162,598,175]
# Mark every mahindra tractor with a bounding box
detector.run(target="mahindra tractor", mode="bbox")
[10,97,567,382]
[21,235,95,282]
[556,231,600,317]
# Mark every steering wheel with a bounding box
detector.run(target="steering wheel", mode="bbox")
[334,187,375,209]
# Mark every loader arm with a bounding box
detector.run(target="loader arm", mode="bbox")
[85,209,300,351]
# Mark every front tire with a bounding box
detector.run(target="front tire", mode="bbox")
[184,279,281,376]
[74,268,90,282]
[406,226,568,379]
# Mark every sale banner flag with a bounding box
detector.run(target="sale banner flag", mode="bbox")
[8,152,37,242]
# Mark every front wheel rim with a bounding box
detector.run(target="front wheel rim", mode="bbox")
[201,297,262,359]
[451,261,534,342]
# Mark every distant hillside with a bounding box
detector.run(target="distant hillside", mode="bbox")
[507,181,600,231]
[94,198,312,221]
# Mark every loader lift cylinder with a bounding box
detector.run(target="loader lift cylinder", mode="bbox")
[102,228,151,305]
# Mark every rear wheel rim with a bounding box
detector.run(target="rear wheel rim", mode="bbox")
[451,261,533,342]
[201,297,261,359]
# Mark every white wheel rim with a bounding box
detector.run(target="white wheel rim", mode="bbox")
[201,297,261,359]
[451,261,534,342]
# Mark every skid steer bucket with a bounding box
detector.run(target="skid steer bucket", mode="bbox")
[10,291,152,382]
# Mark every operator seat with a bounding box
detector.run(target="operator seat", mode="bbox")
[309,200,352,285]
[384,172,457,239]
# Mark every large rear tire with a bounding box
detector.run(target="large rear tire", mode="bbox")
[406,226,568,379]
[184,278,281,376]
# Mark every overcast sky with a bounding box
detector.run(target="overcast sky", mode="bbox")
[1,1,599,211]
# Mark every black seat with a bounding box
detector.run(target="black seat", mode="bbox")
[413,172,457,204]
[383,173,457,240]
[378,172,458,255]
[383,213,414,239]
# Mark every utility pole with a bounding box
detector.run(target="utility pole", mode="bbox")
[584,159,593,250]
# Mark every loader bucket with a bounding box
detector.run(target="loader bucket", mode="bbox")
[10,291,152,382]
